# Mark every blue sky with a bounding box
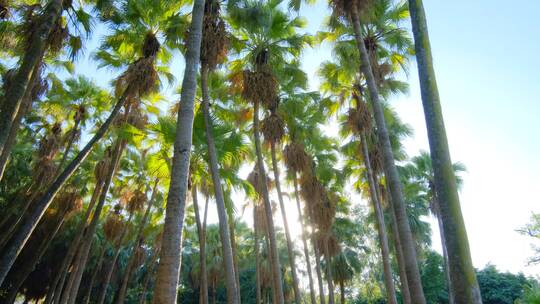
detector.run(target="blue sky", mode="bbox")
[298,0,540,276]
[73,0,540,276]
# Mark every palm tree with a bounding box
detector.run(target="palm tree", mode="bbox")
[328,1,426,302]
[115,180,160,304]
[152,0,205,302]
[228,2,312,301]
[402,151,467,304]
[407,1,482,302]
[198,0,240,301]
[0,0,91,180]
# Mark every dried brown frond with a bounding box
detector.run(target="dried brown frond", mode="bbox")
[261,112,285,143]
[201,0,228,69]
[37,122,62,160]
[94,148,112,182]
[48,18,68,54]
[31,158,56,187]
[368,143,383,175]
[56,191,83,217]
[127,108,148,129]
[330,0,373,19]
[315,231,341,257]
[241,66,278,110]
[347,103,371,134]
[30,72,48,101]
[127,189,146,214]
[119,190,134,207]
[247,169,272,196]
[283,142,310,173]
[311,190,336,231]
[142,32,160,58]
[115,57,158,100]
[104,209,123,242]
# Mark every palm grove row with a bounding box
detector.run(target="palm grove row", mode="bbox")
[0,0,484,303]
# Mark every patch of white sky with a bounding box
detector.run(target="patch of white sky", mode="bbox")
[69,0,540,277]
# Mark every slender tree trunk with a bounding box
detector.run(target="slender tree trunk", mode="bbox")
[1,216,66,303]
[96,212,133,304]
[407,1,482,302]
[323,240,335,304]
[312,236,326,304]
[200,65,240,304]
[0,0,61,157]
[293,176,316,304]
[229,216,241,301]
[0,63,41,181]
[254,207,261,304]
[192,186,208,304]
[252,99,285,304]
[81,243,107,304]
[436,208,454,304]
[45,180,103,304]
[151,1,204,302]
[0,92,127,285]
[349,7,426,304]
[63,139,125,304]
[387,197,411,304]
[115,181,159,304]
[359,132,398,304]
[55,118,81,177]
[270,142,301,304]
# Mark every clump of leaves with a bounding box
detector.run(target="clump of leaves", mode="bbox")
[200,0,228,69]
[283,142,311,174]
[103,204,124,243]
[127,189,146,214]
[242,65,278,109]
[261,112,285,143]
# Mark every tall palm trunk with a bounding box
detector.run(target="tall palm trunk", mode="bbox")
[151,1,204,302]
[252,99,285,304]
[254,207,261,304]
[349,6,426,303]
[96,212,134,304]
[55,118,81,177]
[359,132,397,304]
[115,181,159,304]
[228,216,241,300]
[0,92,127,286]
[81,243,107,304]
[270,142,301,304]
[407,1,482,302]
[0,0,62,155]
[436,209,454,304]
[384,192,411,304]
[323,240,335,304]
[62,139,125,304]
[46,181,103,304]
[312,236,326,304]
[192,186,208,304]
[293,176,316,304]
[1,212,66,303]
[0,63,41,181]
[45,180,103,304]
[200,65,240,304]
